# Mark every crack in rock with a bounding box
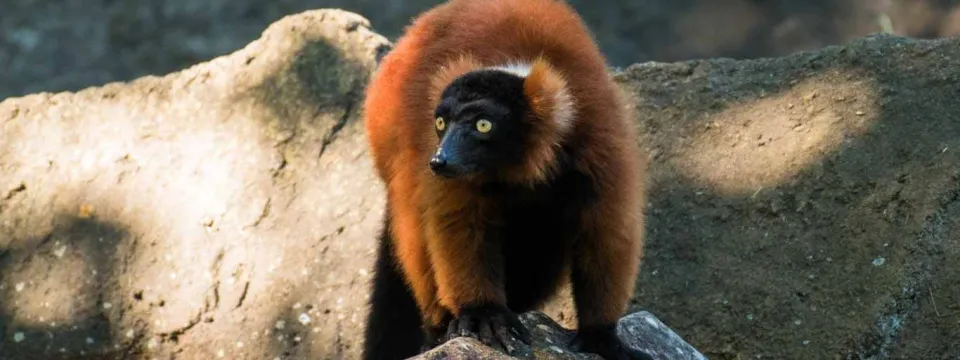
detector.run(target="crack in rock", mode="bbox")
[271,155,288,180]
[159,249,227,343]
[235,280,250,310]
[0,182,26,213]
[244,198,272,229]
[318,99,355,158]
[159,310,203,343]
[206,249,226,312]
[2,182,26,200]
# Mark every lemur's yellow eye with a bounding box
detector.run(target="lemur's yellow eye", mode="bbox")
[435,117,445,131]
[476,119,493,133]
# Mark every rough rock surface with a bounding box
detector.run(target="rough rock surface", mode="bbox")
[2,8,960,360]
[616,312,705,360]
[617,33,960,360]
[413,311,705,360]
[0,9,391,360]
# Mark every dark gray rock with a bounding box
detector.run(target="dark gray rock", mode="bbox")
[618,311,706,360]
[413,311,705,360]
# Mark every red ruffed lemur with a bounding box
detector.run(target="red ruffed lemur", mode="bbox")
[361,0,647,359]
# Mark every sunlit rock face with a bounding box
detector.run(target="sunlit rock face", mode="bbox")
[0,9,390,360]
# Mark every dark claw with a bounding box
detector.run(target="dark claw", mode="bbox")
[444,303,534,358]
[449,312,478,339]
[478,321,496,347]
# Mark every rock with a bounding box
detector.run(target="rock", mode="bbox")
[413,311,704,360]
[417,338,517,360]
[616,33,960,359]
[617,312,706,360]
[0,9,391,360]
[1,7,960,360]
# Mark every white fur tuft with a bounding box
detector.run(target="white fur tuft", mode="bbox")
[488,60,575,132]
[552,86,575,134]
[489,62,533,78]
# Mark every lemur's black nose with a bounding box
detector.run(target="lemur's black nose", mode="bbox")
[429,156,447,172]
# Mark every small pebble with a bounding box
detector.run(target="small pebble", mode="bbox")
[15,282,24,292]
[299,313,312,325]
[872,257,886,266]
[275,320,285,330]
[13,332,25,343]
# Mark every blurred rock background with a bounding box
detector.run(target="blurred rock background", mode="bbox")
[2,0,959,100]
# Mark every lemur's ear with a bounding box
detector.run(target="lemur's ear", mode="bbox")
[428,55,484,105]
[523,57,575,134]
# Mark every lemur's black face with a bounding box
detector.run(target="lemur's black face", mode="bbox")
[430,70,531,179]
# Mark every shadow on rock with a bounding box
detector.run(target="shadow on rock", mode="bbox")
[229,10,388,165]
[0,214,140,360]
